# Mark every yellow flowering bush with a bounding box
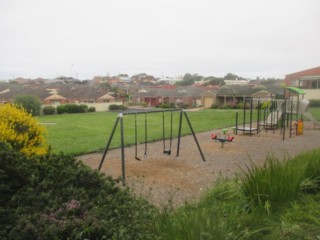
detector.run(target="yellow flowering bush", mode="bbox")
[0,104,48,156]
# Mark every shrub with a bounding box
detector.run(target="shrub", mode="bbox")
[57,104,88,114]
[309,99,320,107]
[236,102,244,109]
[14,95,42,116]
[0,104,48,156]
[158,104,170,109]
[210,103,219,109]
[109,104,128,111]
[42,106,56,115]
[88,106,96,112]
[0,142,158,239]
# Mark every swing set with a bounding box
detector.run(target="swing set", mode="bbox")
[98,108,206,185]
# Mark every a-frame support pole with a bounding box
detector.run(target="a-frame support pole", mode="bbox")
[119,114,126,185]
[183,110,206,162]
[176,109,183,157]
[98,114,121,171]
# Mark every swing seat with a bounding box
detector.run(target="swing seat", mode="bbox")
[163,149,171,155]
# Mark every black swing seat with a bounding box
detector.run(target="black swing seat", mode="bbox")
[163,149,171,155]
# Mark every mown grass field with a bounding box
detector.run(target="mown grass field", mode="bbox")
[37,109,252,155]
[37,108,320,155]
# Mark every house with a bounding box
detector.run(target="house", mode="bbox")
[201,90,217,108]
[216,85,272,106]
[0,82,119,111]
[131,86,204,107]
[201,85,280,108]
[224,78,250,85]
[284,66,320,100]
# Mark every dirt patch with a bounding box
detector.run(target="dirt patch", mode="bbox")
[78,121,320,207]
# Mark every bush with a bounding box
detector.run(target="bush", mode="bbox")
[308,99,320,107]
[0,104,48,156]
[210,103,219,109]
[109,104,128,111]
[57,104,88,114]
[42,106,56,115]
[158,104,170,109]
[14,95,42,116]
[88,106,96,112]
[0,142,158,239]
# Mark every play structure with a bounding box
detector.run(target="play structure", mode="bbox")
[235,95,310,140]
[98,108,206,185]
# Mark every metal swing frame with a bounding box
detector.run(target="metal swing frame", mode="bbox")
[98,108,205,185]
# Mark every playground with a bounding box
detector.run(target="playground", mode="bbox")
[79,117,320,207]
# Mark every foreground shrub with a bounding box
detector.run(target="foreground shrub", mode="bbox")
[0,104,48,155]
[240,150,320,211]
[157,179,267,240]
[240,156,303,209]
[0,142,157,240]
[42,105,56,115]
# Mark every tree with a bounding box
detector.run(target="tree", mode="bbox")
[203,76,225,86]
[14,95,42,116]
[0,104,48,155]
[176,73,203,86]
[224,73,246,80]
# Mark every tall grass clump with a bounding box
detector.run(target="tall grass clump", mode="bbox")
[289,149,320,193]
[240,149,320,211]
[156,179,267,240]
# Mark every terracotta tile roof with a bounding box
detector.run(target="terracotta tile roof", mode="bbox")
[285,66,320,85]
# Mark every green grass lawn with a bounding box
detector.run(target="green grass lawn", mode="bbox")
[37,107,320,155]
[37,109,251,155]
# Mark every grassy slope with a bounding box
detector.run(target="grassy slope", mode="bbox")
[157,149,320,240]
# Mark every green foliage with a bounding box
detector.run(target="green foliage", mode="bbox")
[157,149,320,240]
[309,99,320,107]
[88,106,96,112]
[157,179,268,240]
[240,156,303,209]
[203,76,225,86]
[224,73,244,80]
[42,105,56,115]
[157,103,170,109]
[261,100,271,109]
[176,73,202,86]
[210,103,219,109]
[109,104,128,111]
[57,104,88,114]
[240,149,320,211]
[14,95,42,116]
[0,142,158,239]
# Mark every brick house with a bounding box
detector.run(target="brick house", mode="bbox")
[131,86,204,107]
[284,66,320,100]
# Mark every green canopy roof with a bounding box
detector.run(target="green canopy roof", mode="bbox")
[286,87,306,95]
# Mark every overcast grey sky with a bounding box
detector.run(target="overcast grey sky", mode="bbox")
[0,0,319,80]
